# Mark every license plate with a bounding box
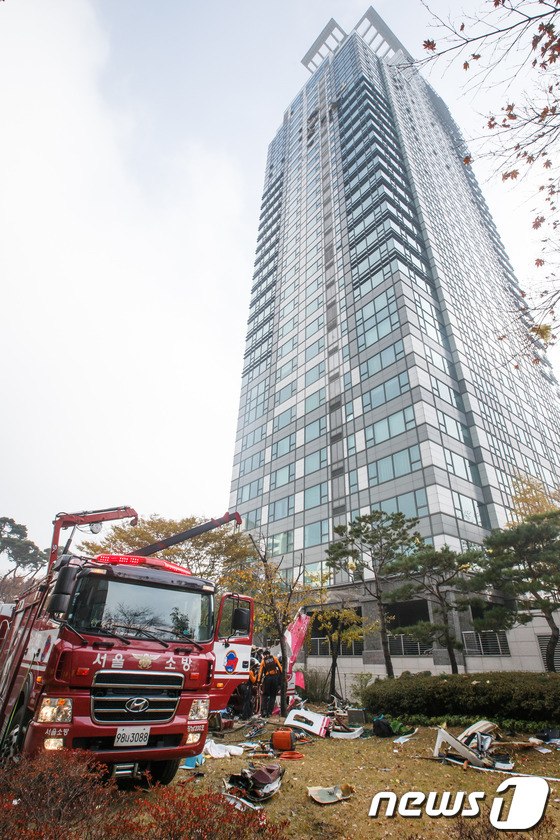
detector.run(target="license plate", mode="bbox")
[114,726,150,747]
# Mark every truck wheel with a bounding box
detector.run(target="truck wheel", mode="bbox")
[148,759,181,785]
[1,708,27,762]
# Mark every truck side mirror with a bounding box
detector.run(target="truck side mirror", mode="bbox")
[232,607,250,634]
[46,564,78,616]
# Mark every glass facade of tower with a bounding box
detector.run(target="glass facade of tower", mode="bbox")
[230,10,560,673]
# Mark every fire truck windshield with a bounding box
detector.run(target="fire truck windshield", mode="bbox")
[67,575,213,643]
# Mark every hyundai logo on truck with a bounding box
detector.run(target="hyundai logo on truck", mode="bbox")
[125,697,150,714]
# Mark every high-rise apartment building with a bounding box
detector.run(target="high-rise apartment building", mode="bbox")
[230,8,560,675]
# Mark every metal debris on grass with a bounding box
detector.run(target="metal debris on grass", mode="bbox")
[307,784,355,805]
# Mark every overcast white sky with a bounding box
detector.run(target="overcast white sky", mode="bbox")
[1,0,557,550]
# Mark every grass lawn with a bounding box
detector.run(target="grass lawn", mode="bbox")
[180,722,560,839]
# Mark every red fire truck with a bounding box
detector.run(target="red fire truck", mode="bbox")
[0,506,253,783]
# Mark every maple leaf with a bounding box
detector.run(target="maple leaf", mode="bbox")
[544,159,553,168]
[423,40,436,52]
[536,258,545,267]
[463,155,471,165]
[472,54,481,61]
[463,61,470,70]
[502,170,519,180]
[531,324,552,342]
[460,23,465,32]
[533,216,545,229]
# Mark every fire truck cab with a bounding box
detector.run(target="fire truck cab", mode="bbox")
[0,507,253,784]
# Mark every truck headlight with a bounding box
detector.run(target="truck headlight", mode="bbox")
[44,738,65,750]
[188,699,209,720]
[37,698,73,723]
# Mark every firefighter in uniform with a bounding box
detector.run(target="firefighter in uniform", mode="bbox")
[240,658,259,719]
[258,649,282,718]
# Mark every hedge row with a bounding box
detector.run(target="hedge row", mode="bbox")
[363,671,560,725]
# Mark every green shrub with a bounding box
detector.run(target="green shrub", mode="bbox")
[298,667,330,702]
[349,672,374,704]
[363,671,560,726]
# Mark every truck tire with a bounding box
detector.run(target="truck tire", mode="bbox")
[1,707,28,762]
[149,758,181,785]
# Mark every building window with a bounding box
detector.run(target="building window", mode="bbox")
[277,358,297,381]
[306,294,323,317]
[278,335,298,358]
[270,463,295,489]
[269,495,295,522]
[368,444,422,486]
[244,380,269,424]
[267,530,294,556]
[237,478,263,505]
[356,288,399,351]
[280,296,298,319]
[305,387,326,413]
[371,488,429,518]
[431,375,464,411]
[304,519,329,547]
[304,560,328,587]
[275,381,297,405]
[425,344,454,377]
[305,337,325,361]
[386,600,432,655]
[305,417,327,443]
[271,433,296,459]
[305,361,325,386]
[437,410,472,446]
[360,340,405,382]
[365,405,415,446]
[278,315,298,339]
[239,450,265,477]
[305,314,324,340]
[274,407,295,432]
[414,291,447,346]
[445,448,480,485]
[304,482,328,509]
[362,372,410,412]
[242,424,266,451]
[304,448,328,474]
[240,508,261,531]
[452,491,489,528]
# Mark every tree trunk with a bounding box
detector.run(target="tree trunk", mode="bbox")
[445,634,459,674]
[279,632,289,716]
[440,600,459,674]
[543,611,559,672]
[374,580,394,679]
[329,640,340,699]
